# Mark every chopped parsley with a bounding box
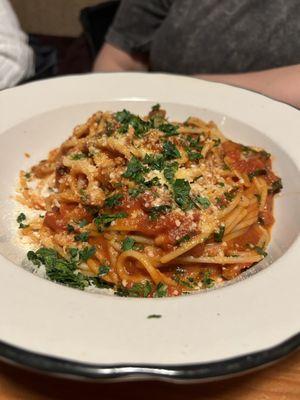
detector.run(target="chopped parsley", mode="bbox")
[162,141,180,160]
[115,109,132,124]
[213,138,221,147]
[172,179,194,210]
[148,205,172,220]
[122,156,148,184]
[241,145,271,160]
[158,123,179,137]
[224,189,238,202]
[67,224,75,233]
[154,282,168,297]
[27,248,89,289]
[194,195,211,209]
[268,179,283,194]
[163,161,178,183]
[143,153,165,171]
[25,172,31,179]
[85,205,100,217]
[214,225,225,242]
[128,187,144,198]
[74,232,89,242]
[70,152,87,160]
[151,103,161,111]
[147,314,162,319]
[116,281,152,298]
[253,245,268,257]
[176,234,191,245]
[186,148,203,161]
[144,176,161,188]
[217,182,225,187]
[248,169,267,181]
[121,237,136,251]
[78,219,88,228]
[186,135,203,150]
[98,265,110,276]
[94,212,128,231]
[115,109,150,137]
[173,272,195,289]
[17,213,28,229]
[202,271,215,288]
[78,246,96,262]
[104,193,123,208]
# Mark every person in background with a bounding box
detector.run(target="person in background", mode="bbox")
[94,0,300,108]
[0,0,34,90]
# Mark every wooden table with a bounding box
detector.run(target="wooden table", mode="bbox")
[0,350,299,400]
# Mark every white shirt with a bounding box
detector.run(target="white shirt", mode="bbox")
[0,0,34,90]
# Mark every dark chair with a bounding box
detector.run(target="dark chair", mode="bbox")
[80,1,120,58]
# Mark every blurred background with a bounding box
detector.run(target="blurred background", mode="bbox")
[10,0,119,80]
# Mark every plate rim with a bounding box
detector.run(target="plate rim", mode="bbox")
[0,334,299,382]
[0,72,299,381]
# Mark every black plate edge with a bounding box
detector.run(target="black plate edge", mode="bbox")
[0,333,299,382]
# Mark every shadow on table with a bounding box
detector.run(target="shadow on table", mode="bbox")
[0,350,299,400]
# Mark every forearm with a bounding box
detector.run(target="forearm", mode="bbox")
[93,43,148,72]
[196,65,300,108]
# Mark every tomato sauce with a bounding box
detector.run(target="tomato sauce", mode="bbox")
[44,203,92,232]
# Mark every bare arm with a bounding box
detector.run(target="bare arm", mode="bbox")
[93,43,148,72]
[196,65,300,108]
[94,43,300,108]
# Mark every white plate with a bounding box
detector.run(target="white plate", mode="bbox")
[0,73,299,382]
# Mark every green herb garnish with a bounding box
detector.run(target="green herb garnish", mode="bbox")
[74,232,89,242]
[213,138,221,147]
[79,246,96,262]
[70,153,87,160]
[27,248,89,289]
[268,179,283,194]
[104,193,123,208]
[128,187,144,198]
[159,123,179,137]
[194,196,211,209]
[98,265,110,276]
[151,103,161,112]
[143,153,165,171]
[147,314,162,319]
[224,189,238,202]
[186,135,202,150]
[162,141,180,160]
[172,179,194,210]
[17,213,28,229]
[248,169,267,181]
[163,161,178,183]
[94,212,128,231]
[253,245,268,257]
[67,224,75,233]
[154,282,168,297]
[121,237,136,251]
[122,156,148,184]
[116,281,152,298]
[202,271,214,288]
[186,148,203,161]
[214,225,225,242]
[176,234,191,245]
[148,205,172,220]
[115,109,150,137]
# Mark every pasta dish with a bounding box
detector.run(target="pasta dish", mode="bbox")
[17,105,282,297]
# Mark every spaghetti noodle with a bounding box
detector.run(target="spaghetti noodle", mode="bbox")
[17,105,282,297]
